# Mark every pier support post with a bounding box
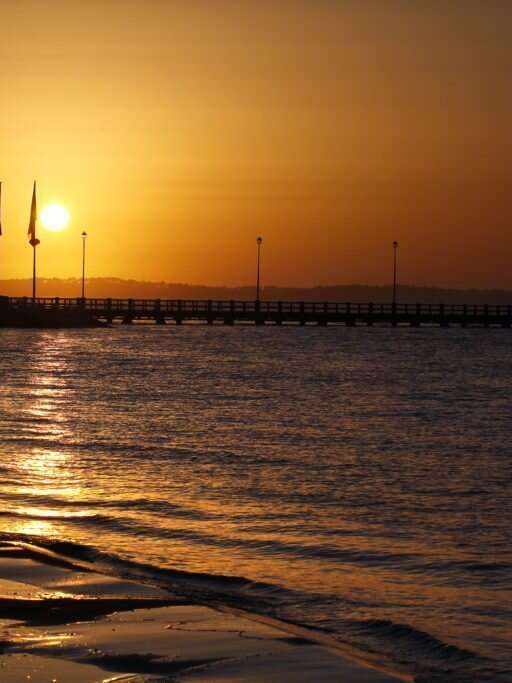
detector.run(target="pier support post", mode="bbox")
[484,304,489,328]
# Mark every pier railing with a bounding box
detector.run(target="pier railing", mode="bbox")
[7,297,512,318]
[3,297,512,326]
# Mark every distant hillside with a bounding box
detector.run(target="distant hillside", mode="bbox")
[1,278,511,304]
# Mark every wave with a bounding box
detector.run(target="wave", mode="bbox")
[0,493,215,521]
[0,509,425,568]
[0,532,284,607]
[1,531,508,683]
[3,505,510,591]
[351,618,478,664]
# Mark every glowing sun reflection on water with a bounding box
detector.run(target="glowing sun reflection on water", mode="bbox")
[10,334,85,538]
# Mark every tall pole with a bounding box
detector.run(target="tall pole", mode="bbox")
[0,182,3,290]
[32,246,37,299]
[81,231,87,299]
[392,240,398,310]
[256,236,263,303]
[28,180,39,301]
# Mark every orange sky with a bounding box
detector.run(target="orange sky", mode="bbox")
[1,1,511,288]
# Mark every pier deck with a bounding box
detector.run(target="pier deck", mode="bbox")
[2,297,512,328]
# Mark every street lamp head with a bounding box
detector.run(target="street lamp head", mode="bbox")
[82,231,87,238]
[257,236,263,245]
[393,240,398,247]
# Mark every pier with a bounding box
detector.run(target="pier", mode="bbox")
[2,297,512,328]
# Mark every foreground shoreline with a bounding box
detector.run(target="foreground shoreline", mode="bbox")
[0,541,407,683]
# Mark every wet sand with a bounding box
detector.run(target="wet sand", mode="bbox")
[0,542,407,682]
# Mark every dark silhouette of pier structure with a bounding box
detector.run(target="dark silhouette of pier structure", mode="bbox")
[3,297,512,328]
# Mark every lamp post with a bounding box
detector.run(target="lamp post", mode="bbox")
[392,240,398,311]
[81,231,87,299]
[256,236,263,304]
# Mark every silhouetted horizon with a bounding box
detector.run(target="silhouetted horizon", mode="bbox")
[1,277,512,304]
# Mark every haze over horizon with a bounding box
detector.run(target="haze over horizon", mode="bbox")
[2,276,512,305]
[2,1,511,289]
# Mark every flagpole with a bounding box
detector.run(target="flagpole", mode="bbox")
[0,182,3,286]
[28,180,39,301]
[32,245,37,300]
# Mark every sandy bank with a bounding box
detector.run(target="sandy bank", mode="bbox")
[0,542,407,682]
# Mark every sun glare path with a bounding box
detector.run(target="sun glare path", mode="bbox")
[41,203,70,231]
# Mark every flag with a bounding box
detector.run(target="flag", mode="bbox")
[28,181,39,247]
[0,181,2,236]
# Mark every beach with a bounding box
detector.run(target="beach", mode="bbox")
[0,541,405,682]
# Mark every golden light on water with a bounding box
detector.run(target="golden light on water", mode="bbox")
[41,204,70,232]
[6,335,86,538]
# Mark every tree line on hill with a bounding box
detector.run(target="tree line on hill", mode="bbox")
[0,278,511,304]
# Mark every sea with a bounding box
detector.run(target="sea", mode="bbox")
[0,325,510,682]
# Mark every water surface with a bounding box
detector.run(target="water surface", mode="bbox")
[0,326,510,682]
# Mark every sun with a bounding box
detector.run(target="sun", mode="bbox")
[41,204,70,232]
